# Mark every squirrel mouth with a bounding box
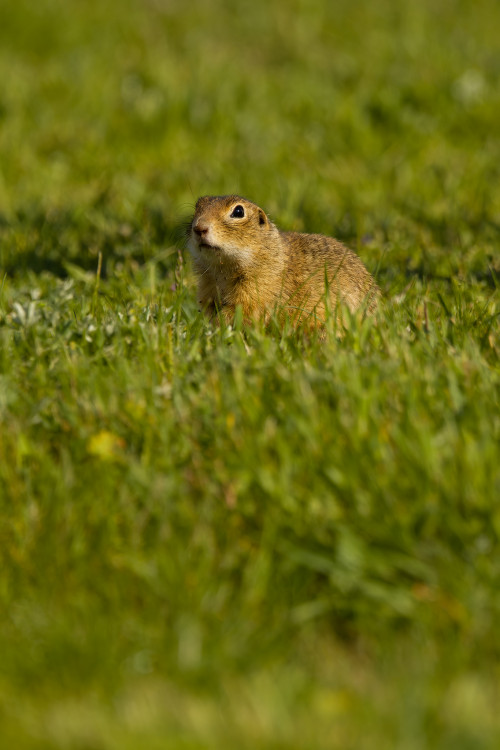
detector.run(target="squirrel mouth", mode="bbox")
[199,242,218,251]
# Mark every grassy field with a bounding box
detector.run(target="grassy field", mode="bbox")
[1,0,499,747]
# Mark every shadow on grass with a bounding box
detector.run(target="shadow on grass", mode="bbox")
[377,264,499,289]
[0,204,187,279]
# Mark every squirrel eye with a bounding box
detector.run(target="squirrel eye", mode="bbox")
[230,205,245,218]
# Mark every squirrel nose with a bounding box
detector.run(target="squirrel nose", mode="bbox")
[194,222,209,237]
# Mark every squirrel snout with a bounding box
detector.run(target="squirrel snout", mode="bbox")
[193,221,209,237]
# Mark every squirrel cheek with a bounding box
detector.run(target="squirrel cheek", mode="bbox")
[227,243,254,267]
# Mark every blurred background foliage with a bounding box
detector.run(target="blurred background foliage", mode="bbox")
[1,0,499,281]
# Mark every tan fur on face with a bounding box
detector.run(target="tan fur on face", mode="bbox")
[187,195,379,326]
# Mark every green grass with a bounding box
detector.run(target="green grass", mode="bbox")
[0,0,499,747]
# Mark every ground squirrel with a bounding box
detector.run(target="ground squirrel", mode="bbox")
[187,195,379,327]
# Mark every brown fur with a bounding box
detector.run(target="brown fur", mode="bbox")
[187,195,379,326]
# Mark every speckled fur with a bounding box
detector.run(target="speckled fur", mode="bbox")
[187,195,379,326]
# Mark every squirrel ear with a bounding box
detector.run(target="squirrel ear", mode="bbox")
[258,209,268,226]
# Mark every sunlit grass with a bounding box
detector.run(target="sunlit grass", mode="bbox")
[0,0,499,747]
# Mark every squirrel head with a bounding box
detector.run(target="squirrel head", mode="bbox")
[187,195,275,270]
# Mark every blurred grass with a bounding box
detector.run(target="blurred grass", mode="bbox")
[0,0,499,748]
